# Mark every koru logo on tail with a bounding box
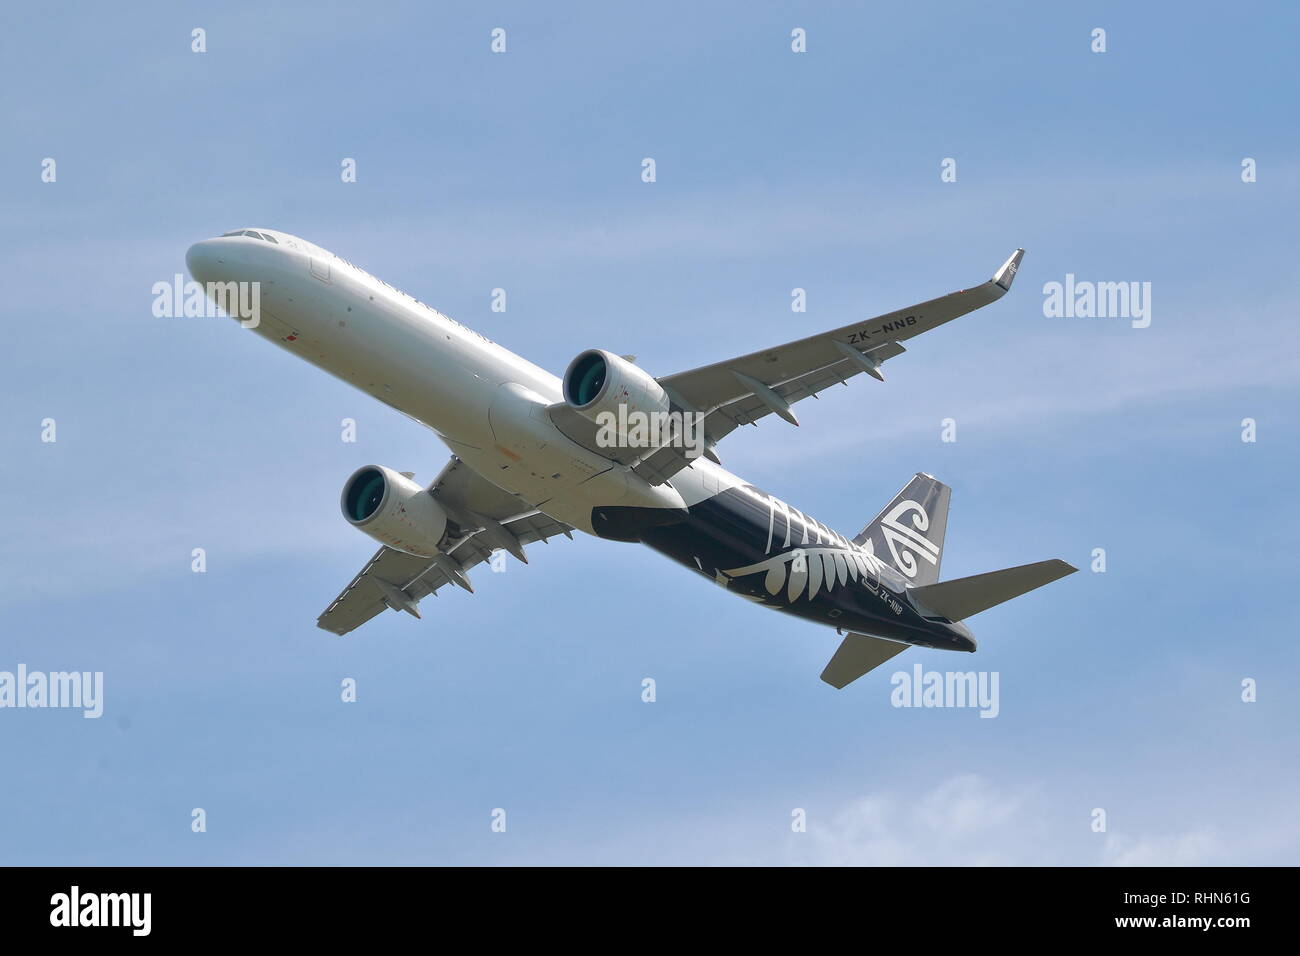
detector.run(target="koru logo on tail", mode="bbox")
[877,500,939,579]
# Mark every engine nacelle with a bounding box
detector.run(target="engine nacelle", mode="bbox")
[340,464,450,557]
[563,350,672,450]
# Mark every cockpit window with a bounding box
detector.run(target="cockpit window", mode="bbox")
[217,229,281,243]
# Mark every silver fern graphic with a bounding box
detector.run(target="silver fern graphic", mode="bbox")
[722,543,888,603]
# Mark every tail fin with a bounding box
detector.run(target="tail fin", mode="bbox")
[908,559,1076,622]
[853,473,950,586]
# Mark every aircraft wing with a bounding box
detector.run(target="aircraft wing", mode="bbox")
[564,250,1021,485]
[660,248,1023,440]
[316,456,573,635]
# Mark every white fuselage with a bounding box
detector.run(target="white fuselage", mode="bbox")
[185,228,737,534]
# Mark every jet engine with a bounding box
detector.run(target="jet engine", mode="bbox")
[340,464,451,557]
[563,349,675,453]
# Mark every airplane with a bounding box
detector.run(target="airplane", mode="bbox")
[186,229,1075,688]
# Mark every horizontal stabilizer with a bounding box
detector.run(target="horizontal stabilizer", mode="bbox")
[821,634,910,689]
[908,559,1076,622]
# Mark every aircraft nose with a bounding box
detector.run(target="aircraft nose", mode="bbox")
[186,239,228,283]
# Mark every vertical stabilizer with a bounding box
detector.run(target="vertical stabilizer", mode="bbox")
[853,473,950,586]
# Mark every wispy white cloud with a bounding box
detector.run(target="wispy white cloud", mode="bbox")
[1101,831,1221,867]
[511,773,1300,867]
[800,775,1300,867]
[800,774,1045,865]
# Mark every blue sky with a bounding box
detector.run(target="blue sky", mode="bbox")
[2,1,1297,864]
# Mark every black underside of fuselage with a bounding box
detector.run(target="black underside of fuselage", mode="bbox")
[591,485,967,651]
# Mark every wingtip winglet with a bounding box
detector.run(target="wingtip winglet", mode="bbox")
[993,248,1024,292]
